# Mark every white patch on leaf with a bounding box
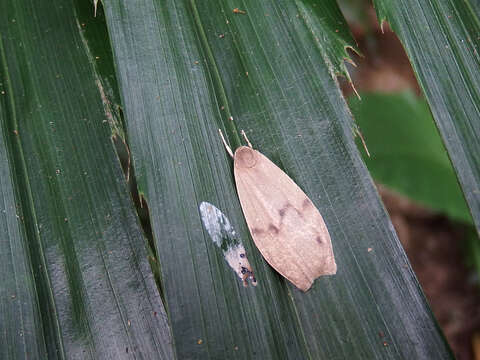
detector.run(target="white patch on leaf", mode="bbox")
[199,202,257,287]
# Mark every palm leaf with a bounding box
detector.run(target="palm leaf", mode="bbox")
[100,0,452,358]
[0,0,173,358]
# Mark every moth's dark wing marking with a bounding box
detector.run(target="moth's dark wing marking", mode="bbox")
[251,227,264,235]
[268,224,280,234]
[279,203,304,219]
[302,198,312,209]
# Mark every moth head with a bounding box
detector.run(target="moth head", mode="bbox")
[234,146,257,168]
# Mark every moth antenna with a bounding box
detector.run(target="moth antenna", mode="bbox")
[218,129,234,158]
[241,130,253,148]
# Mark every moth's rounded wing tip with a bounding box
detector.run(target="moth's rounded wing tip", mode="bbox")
[298,283,312,292]
[288,278,313,292]
[316,261,337,278]
[266,262,313,292]
[297,268,337,292]
[325,260,337,275]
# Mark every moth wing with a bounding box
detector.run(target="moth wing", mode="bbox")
[234,148,336,291]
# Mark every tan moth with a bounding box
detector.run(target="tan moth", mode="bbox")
[219,129,336,291]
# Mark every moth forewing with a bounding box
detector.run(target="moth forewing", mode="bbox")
[233,146,336,292]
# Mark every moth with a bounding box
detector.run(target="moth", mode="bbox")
[219,129,336,292]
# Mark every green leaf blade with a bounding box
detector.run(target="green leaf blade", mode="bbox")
[103,1,311,358]
[0,0,173,358]
[0,73,47,359]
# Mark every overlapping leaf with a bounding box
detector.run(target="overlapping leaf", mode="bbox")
[0,0,173,358]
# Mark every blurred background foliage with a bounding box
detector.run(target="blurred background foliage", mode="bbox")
[350,91,471,224]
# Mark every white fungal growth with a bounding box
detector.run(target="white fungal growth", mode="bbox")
[199,202,257,287]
